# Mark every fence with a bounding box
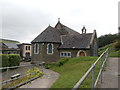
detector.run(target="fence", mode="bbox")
[0,62,45,89]
[72,48,109,90]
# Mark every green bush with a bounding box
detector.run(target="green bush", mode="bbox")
[0,54,20,68]
[26,67,43,78]
[9,54,20,67]
[0,54,9,67]
[57,58,69,66]
[45,63,54,69]
[113,40,120,50]
[44,58,70,69]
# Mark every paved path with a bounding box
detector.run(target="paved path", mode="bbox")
[19,69,60,88]
[99,58,119,88]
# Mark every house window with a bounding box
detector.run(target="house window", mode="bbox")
[34,43,39,54]
[47,43,53,54]
[28,46,30,50]
[26,46,27,50]
[60,52,71,57]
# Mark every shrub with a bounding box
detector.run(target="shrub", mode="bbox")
[44,58,70,69]
[26,67,43,78]
[113,40,120,51]
[44,63,54,69]
[8,54,20,67]
[0,54,9,67]
[57,58,69,66]
[0,54,20,68]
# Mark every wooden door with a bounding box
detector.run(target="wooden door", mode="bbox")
[79,51,85,56]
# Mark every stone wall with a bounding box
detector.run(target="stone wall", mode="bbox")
[31,43,94,64]
[31,43,60,63]
[90,37,98,56]
[59,49,91,58]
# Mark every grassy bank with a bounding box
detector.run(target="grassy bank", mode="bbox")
[108,50,120,57]
[98,43,120,57]
[49,56,101,88]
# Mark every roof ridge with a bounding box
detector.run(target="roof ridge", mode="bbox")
[61,34,79,37]
[80,33,93,35]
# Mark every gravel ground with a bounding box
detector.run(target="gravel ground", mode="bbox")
[18,69,60,88]
[99,57,119,88]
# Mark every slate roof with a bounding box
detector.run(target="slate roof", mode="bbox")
[0,42,8,48]
[0,42,3,48]
[31,21,96,49]
[32,22,80,43]
[0,39,20,49]
[3,42,19,49]
[32,26,61,43]
[55,21,80,35]
[59,33,93,49]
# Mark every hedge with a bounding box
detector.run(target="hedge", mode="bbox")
[0,54,20,67]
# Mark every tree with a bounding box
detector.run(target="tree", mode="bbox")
[98,33,118,48]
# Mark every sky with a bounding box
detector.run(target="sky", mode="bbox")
[0,0,119,43]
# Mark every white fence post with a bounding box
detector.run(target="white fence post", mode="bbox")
[92,64,95,90]
[105,49,108,67]
[72,48,109,89]
[6,67,9,87]
[100,58,102,83]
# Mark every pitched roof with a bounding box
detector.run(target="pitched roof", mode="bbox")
[0,42,8,48]
[59,33,93,49]
[32,22,80,43]
[0,39,20,43]
[3,42,19,49]
[0,39,20,49]
[31,21,96,50]
[55,21,80,35]
[32,26,61,43]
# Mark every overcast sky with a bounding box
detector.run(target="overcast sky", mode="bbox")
[0,0,119,43]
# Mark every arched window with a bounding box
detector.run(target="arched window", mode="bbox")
[34,43,39,54]
[47,43,53,54]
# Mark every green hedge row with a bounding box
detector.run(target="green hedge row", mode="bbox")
[0,54,20,67]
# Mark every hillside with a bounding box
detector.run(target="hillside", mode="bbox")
[46,56,100,88]
[0,39,20,43]
[98,42,120,57]
[98,33,118,48]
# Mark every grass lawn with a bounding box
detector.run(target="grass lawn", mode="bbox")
[98,43,120,57]
[109,50,120,57]
[98,44,112,55]
[49,56,102,88]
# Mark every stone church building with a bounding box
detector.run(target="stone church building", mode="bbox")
[31,20,98,63]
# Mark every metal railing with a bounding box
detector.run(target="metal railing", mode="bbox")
[72,48,109,90]
[0,62,45,89]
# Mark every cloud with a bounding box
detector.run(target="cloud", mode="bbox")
[1,0,119,43]
[1,0,56,43]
